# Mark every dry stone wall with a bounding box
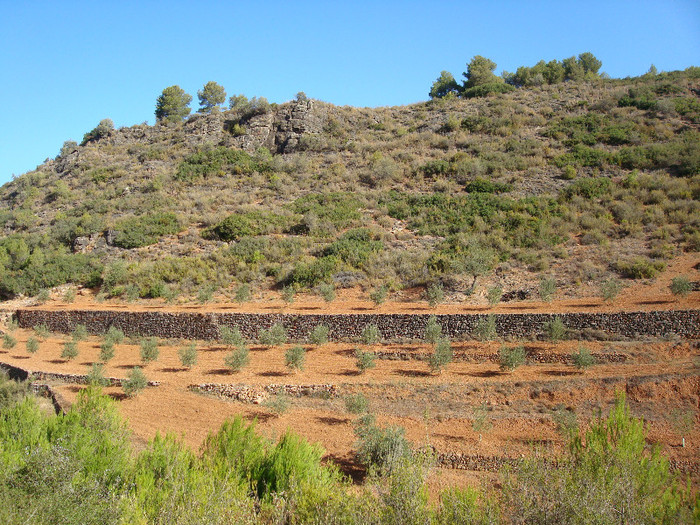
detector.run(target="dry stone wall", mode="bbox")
[189,383,338,403]
[15,309,700,342]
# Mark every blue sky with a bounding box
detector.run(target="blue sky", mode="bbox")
[1,0,698,185]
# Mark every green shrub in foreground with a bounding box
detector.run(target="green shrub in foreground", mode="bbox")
[123,367,148,397]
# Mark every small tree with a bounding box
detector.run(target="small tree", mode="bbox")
[2,334,17,349]
[99,340,115,362]
[220,326,245,348]
[197,81,226,113]
[282,285,296,304]
[61,341,79,361]
[87,363,110,387]
[308,325,329,345]
[463,55,501,88]
[424,315,442,344]
[71,324,88,342]
[473,315,497,341]
[355,349,376,373]
[25,337,39,354]
[369,284,388,306]
[258,323,287,347]
[105,326,125,345]
[544,317,567,342]
[285,346,306,372]
[487,285,502,306]
[234,283,251,303]
[425,282,445,307]
[318,283,336,303]
[572,346,595,371]
[499,345,526,372]
[600,278,622,302]
[155,85,192,123]
[139,337,159,364]
[429,70,461,99]
[123,367,148,397]
[428,338,453,374]
[224,345,249,372]
[63,288,76,303]
[539,277,556,302]
[669,276,692,298]
[178,343,197,369]
[34,324,51,339]
[345,393,369,414]
[81,118,114,145]
[361,324,381,345]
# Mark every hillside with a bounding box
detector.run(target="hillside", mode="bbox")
[0,68,698,305]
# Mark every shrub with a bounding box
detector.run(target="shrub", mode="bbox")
[61,341,79,361]
[99,340,115,362]
[197,283,216,304]
[471,403,492,440]
[600,278,622,302]
[308,324,329,345]
[539,277,556,302]
[361,324,381,345]
[63,287,76,303]
[355,349,376,373]
[25,337,39,354]
[425,282,445,307]
[285,346,306,372]
[282,285,296,304]
[551,406,578,437]
[81,118,114,145]
[354,414,412,474]
[345,393,370,414]
[258,323,287,346]
[139,337,159,364]
[178,343,197,368]
[264,391,290,416]
[36,289,50,304]
[499,345,526,372]
[34,323,50,339]
[220,325,245,347]
[487,285,502,306]
[112,212,182,249]
[317,282,336,302]
[544,317,567,342]
[123,367,148,397]
[669,276,692,297]
[2,334,16,349]
[615,257,666,279]
[71,324,88,342]
[473,315,497,341]
[572,346,595,371]
[87,363,110,387]
[369,284,388,306]
[224,345,249,372]
[424,315,442,344]
[105,326,125,344]
[428,338,453,374]
[234,283,250,303]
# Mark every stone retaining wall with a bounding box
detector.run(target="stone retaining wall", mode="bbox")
[0,361,160,387]
[14,308,700,342]
[375,349,628,364]
[189,383,338,403]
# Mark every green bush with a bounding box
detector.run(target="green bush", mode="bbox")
[289,192,362,231]
[309,324,329,345]
[287,256,339,288]
[2,334,16,349]
[572,346,595,371]
[322,228,383,268]
[282,284,296,304]
[34,324,50,339]
[370,284,388,306]
[669,276,692,297]
[234,283,250,303]
[355,349,377,373]
[424,315,442,344]
[285,346,306,371]
[345,393,369,414]
[600,278,622,302]
[99,340,115,362]
[318,282,336,302]
[81,118,114,145]
[615,257,666,279]
[224,345,249,372]
[487,285,502,306]
[105,326,125,344]
[123,367,148,397]
[264,391,290,417]
[473,315,497,341]
[544,317,567,342]
[428,338,453,374]
[25,337,39,354]
[71,324,88,342]
[538,277,556,302]
[258,323,287,346]
[61,341,79,361]
[139,337,159,364]
[87,363,110,387]
[462,82,515,98]
[175,146,270,181]
[220,325,245,347]
[112,212,182,249]
[499,345,526,372]
[206,210,291,241]
[361,324,381,345]
[425,282,445,307]
[354,414,412,475]
[178,343,197,368]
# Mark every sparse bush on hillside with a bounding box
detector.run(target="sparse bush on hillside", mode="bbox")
[81,119,114,145]
[370,284,388,306]
[615,257,666,279]
[308,324,329,345]
[428,337,453,374]
[224,345,249,372]
[123,366,148,397]
[25,337,39,354]
[499,345,526,372]
[61,341,78,361]
[539,277,556,302]
[220,325,245,348]
[99,340,115,362]
[425,282,445,307]
[2,334,16,349]
[544,317,567,342]
[572,346,595,371]
[139,337,159,364]
[258,323,287,347]
[178,343,197,368]
[355,348,376,373]
[285,346,305,372]
[317,282,336,302]
[473,315,497,341]
[345,393,369,414]
[669,276,692,297]
[361,324,381,345]
[112,212,182,249]
[424,315,442,344]
[600,278,622,302]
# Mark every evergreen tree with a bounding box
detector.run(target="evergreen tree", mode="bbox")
[197,81,226,113]
[155,85,192,123]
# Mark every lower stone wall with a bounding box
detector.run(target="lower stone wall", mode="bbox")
[0,361,160,388]
[14,308,700,341]
[375,349,628,364]
[189,383,338,403]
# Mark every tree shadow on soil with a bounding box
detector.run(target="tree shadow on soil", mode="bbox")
[257,371,287,377]
[205,368,233,375]
[317,416,351,425]
[338,369,361,376]
[108,392,129,401]
[455,370,500,378]
[160,367,186,373]
[394,369,432,377]
[244,410,275,424]
[10,355,30,360]
[324,454,367,484]
[542,370,579,377]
